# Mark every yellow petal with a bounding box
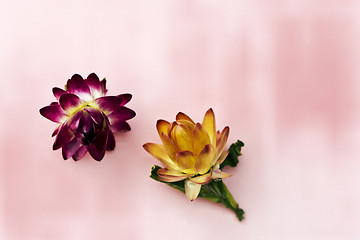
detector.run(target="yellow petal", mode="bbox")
[160,133,179,161]
[158,168,189,182]
[195,144,215,174]
[167,121,177,138]
[190,173,212,184]
[185,179,201,201]
[212,169,232,179]
[172,124,194,152]
[214,126,229,162]
[202,108,216,145]
[176,112,195,124]
[215,150,229,166]
[193,123,211,155]
[143,143,175,168]
[156,120,170,138]
[175,151,197,171]
[176,119,195,131]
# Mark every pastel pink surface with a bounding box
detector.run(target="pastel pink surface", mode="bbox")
[1,0,360,239]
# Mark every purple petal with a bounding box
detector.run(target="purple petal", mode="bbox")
[52,87,67,101]
[100,79,107,95]
[85,73,101,93]
[40,104,67,123]
[52,127,60,137]
[62,138,82,160]
[76,111,94,143]
[53,123,74,150]
[111,121,131,133]
[85,107,104,125]
[117,93,132,106]
[106,130,115,150]
[87,129,108,161]
[108,106,136,122]
[66,74,92,100]
[59,93,84,112]
[72,146,88,161]
[95,96,122,112]
[68,110,83,132]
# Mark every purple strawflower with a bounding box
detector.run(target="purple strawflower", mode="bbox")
[40,73,135,161]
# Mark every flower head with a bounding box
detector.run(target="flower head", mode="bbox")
[143,108,231,201]
[40,73,135,161]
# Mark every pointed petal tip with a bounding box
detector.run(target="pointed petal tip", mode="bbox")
[185,180,201,201]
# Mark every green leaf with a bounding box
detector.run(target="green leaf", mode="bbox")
[220,140,244,170]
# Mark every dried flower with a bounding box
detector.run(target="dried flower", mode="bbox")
[40,73,135,161]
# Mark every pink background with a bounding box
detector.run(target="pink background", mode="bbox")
[1,0,360,239]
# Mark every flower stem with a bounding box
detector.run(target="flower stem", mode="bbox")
[203,180,245,221]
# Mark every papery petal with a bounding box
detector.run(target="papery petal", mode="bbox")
[39,104,67,123]
[160,133,179,161]
[176,112,195,124]
[52,87,67,101]
[106,130,116,150]
[117,93,132,106]
[59,93,84,113]
[66,74,92,101]
[158,167,187,177]
[190,173,212,184]
[185,180,201,201]
[214,126,230,163]
[100,79,107,95]
[52,126,60,137]
[53,123,74,150]
[193,123,211,155]
[62,138,82,160]
[176,120,195,130]
[157,168,189,182]
[87,129,108,161]
[175,151,197,172]
[111,121,131,132]
[68,110,83,132]
[212,169,232,179]
[95,96,122,112]
[156,120,170,138]
[202,108,216,145]
[167,121,177,138]
[172,124,194,152]
[195,144,215,174]
[216,150,229,165]
[85,107,104,125]
[72,146,88,161]
[143,143,175,168]
[85,73,101,96]
[108,106,136,122]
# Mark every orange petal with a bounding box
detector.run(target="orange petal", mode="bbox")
[214,126,229,162]
[176,112,195,124]
[190,173,212,184]
[212,169,232,179]
[156,120,170,138]
[175,151,197,171]
[172,124,194,152]
[193,123,211,155]
[160,133,179,161]
[143,143,175,168]
[195,144,215,175]
[202,108,216,145]
[185,180,201,201]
